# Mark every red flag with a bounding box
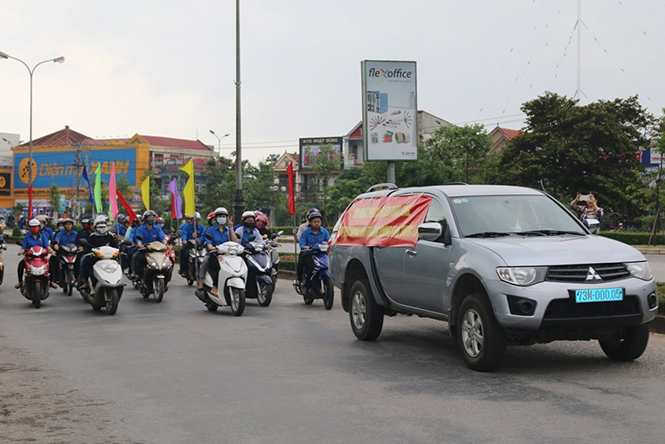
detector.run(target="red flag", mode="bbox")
[171,193,176,219]
[28,182,33,218]
[116,189,137,223]
[287,162,295,215]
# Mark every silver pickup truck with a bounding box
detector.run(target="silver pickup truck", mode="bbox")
[329,184,658,371]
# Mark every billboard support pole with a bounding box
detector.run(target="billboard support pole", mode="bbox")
[387,162,395,184]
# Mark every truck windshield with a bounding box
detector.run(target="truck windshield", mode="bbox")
[449,195,586,237]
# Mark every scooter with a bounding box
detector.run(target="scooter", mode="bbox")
[77,239,124,315]
[265,231,283,288]
[243,239,274,307]
[56,243,77,296]
[293,242,334,310]
[135,236,172,303]
[20,245,50,309]
[184,239,207,286]
[196,237,247,316]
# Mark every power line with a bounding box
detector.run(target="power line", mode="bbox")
[616,0,665,58]
[547,24,577,89]
[527,0,565,95]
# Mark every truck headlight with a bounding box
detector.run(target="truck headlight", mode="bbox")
[496,267,546,286]
[625,262,653,281]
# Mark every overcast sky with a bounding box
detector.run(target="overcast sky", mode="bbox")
[1,0,663,162]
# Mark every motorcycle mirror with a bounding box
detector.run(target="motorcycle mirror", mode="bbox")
[120,240,133,246]
[135,234,144,241]
[77,238,90,247]
[15,240,22,246]
[248,235,256,242]
[276,230,284,236]
[205,233,213,241]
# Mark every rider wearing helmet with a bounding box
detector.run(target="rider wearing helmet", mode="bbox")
[114,214,127,237]
[50,217,78,287]
[36,214,54,241]
[207,211,216,227]
[56,218,65,232]
[15,218,52,289]
[294,208,319,242]
[234,211,263,246]
[197,207,238,295]
[132,210,166,282]
[78,216,118,289]
[295,210,330,287]
[254,211,271,239]
[179,212,204,277]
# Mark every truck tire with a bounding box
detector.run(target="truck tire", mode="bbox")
[457,293,506,372]
[349,279,383,341]
[599,323,650,361]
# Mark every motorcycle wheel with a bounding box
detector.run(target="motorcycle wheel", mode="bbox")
[0,267,4,286]
[229,288,245,316]
[105,288,119,315]
[304,294,314,305]
[32,280,42,309]
[206,303,218,312]
[66,270,73,296]
[154,278,165,303]
[257,281,273,307]
[186,278,193,286]
[323,276,334,310]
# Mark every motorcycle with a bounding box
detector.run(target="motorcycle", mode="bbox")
[135,236,172,303]
[56,243,77,296]
[165,235,176,268]
[265,231,283,288]
[77,239,124,315]
[20,245,50,309]
[184,239,207,287]
[293,242,334,310]
[196,237,247,316]
[243,239,274,307]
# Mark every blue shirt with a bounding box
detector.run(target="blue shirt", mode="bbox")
[299,227,330,250]
[135,224,165,244]
[203,225,234,247]
[178,222,188,233]
[235,227,263,245]
[22,232,50,250]
[55,230,78,246]
[44,226,54,241]
[114,223,127,236]
[182,222,205,242]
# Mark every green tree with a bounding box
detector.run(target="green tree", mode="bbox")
[307,144,342,223]
[142,170,169,215]
[497,93,654,219]
[116,175,132,200]
[196,157,235,217]
[49,184,61,217]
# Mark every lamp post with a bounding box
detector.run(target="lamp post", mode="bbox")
[0,51,65,200]
[234,0,244,226]
[209,130,230,156]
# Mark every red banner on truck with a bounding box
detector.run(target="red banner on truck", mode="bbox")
[335,194,432,247]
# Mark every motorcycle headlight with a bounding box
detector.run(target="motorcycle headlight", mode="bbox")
[30,265,46,276]
[625,261,653,281]
[496,267,546,286]
[162,257,171,268]
[100,262,119,274]
[147,258,157,268]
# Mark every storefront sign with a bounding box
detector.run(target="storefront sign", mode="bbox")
[299,137,342,170]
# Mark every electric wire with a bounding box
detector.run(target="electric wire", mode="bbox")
[547,24,577,90]
[526,0,565,95]
[476,0,537,118]
[616,0,665,58]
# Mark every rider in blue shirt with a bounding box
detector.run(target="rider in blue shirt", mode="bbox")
[179,212,204,276]
[197,207,238,295]
[113,214,127,237]
[51,218,78,287]
[234,211,263,246]
[177,216,191,238]
[133,211,165,281]
[297,211,330,287]
[16,219,52,288]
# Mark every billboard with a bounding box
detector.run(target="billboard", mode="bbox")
[362,60,418,161]
[299,137,343,170]
[13,147,139,190]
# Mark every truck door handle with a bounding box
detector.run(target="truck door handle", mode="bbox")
[406,249,417,256]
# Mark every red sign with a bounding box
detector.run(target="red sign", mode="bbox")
[335,195,432,247]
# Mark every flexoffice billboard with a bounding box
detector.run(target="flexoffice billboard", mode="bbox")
[362,60,418,161]
[13,147,138,190]
[299,137,343,170]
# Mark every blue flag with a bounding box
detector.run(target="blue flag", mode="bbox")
[82,165,95,205]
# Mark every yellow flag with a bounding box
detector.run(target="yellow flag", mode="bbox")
[179,159,195,217]
[141,176,150,210]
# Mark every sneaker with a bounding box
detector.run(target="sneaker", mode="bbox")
[15,282,21,289]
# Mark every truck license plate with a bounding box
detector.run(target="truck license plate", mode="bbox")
[574,288,623,303]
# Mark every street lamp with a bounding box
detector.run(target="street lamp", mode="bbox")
[0,51,65,190]
[209,130,230,156]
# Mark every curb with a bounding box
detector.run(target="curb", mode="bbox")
[637,248,665,255]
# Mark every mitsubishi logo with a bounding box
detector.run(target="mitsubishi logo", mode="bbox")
[586,266,602,281]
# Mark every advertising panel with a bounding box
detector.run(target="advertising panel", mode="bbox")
[299,137,343,170]
[362,60,418,161]
[13,147,138,190]
[335,195,431,247]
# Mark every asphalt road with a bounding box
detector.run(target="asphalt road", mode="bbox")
[645,254,665,282]
[1,243,665,443]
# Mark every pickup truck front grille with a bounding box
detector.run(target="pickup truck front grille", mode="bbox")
[546,263,630,283]
[543,296,641,319]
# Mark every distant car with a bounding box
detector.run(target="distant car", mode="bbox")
[329,183,659,371]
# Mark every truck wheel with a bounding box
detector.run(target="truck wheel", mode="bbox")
[349,279,383,341]
[599,323,650,361]
[457,293,506,372]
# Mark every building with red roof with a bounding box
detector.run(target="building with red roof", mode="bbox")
[489,126,521,155]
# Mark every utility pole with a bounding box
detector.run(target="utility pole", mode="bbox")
[573,0,586,99]
[233,0,245,225]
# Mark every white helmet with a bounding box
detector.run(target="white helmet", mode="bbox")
[194,211,201,220]
[94,215,108,234]
[241,211,256,221]
[28,218,40,227]
[215,207,229,216]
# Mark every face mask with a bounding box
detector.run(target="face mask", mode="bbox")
[30,227,40,235]
[157,223,164,228]
[217,217,227,225]
[244,222,255,229]
[96,225,108,234]
[58,226,65,231]
[146,218,155,226]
